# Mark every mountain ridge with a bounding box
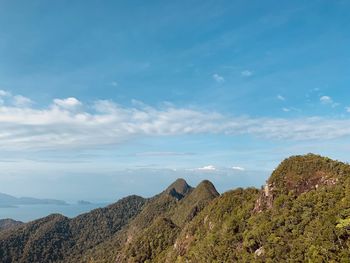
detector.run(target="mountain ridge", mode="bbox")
[1,154,350,262]
[0,219,23,232]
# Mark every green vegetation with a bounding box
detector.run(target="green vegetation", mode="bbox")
[0,195,146,263]
[85,178,219,262]
[167,154,350,262]
[1,154,350,262]
[124,217,180,263]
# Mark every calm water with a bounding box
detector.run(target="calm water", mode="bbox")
[0,203,108,222]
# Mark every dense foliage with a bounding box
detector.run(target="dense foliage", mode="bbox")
[1,154,350,262]
[84,178,219,262]
[166,154,350,262]
[0,195,146,263]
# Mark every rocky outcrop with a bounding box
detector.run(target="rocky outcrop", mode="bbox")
[253,183,274,213]
[254,154,347,213]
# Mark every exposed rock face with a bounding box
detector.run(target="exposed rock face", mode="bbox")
[254,247,265,257]
[254,154,347,213]
[253,183,274,213]
[173,233,195,257]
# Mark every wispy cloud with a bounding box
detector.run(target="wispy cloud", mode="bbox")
[282,107,300,113]
[53,97,82,110]
[320,95,339,108]
[0,90,11,97]
[196,165,216,171]
[12,95,33,107]
[0,91,350,151]
[346,107,350,113]
[277,95,285,101]
[241,70,253,77]
[232,166,245,171]
[212,73,225,83]
[135,152,194,157]
[320,95,333,104]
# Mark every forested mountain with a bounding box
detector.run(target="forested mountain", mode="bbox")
[0,219,23,232]
[1,154,350,262]
[0,195,146,263]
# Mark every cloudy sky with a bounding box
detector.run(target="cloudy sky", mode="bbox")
[0,0,349,201]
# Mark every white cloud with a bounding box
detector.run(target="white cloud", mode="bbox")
[53,97,82,110]
[320,96,333,104]
[196,165,216,171]
[277,95,285,101]
[0,92,350,151]
[282,108,291,112]
[232,166,245,171]
[135,152,193,157]
[346,107,350,113]
[111,81,118,87]
[320,95,339,108]
[0,90,11,97]
[12,95,33,107]
[213,73,225,83]
[241,70,253,77]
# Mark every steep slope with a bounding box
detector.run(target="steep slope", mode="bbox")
[85,179,219,263]
[3,154,349,263]
[116,180,219,263]
[167,188,259,262]
[168,180,219,227]
[123,217,181,263]
[254,153,350,212]
[84,179,195,263]
[0,214,71,263]
[168,154,350,262]
[0,195,146,263]
[130,178,193,233]
[166,178,192,200]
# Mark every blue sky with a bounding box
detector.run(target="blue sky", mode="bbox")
[0,0,350,202]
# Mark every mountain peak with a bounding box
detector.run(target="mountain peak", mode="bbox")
[254,153,350,212]
[195,180,219,198]
[267,153,349,194]
[166,178,193,200]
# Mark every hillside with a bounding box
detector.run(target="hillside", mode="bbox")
[0,219,23,232]
[0,195,146,263]
[83,178,219,262]
[1,154,350,262]
[85,154,350,262]
[166,154,350,262]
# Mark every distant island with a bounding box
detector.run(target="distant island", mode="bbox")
[77,200,92,205]
[0,192,67,207]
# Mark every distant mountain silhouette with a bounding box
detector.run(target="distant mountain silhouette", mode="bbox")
[0,192,67,207]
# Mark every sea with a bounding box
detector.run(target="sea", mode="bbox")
[0,203,108,222]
